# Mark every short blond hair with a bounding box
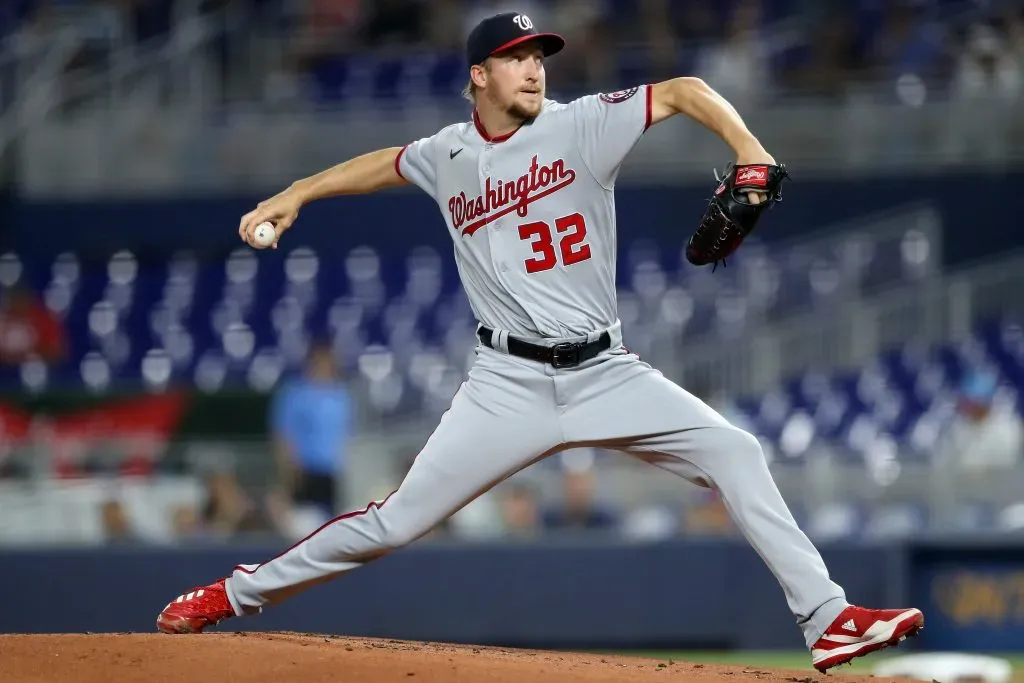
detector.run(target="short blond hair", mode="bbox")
[462,61,490,103]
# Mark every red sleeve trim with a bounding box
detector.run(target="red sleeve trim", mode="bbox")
[644,84,653,131]
[394,145,409,180]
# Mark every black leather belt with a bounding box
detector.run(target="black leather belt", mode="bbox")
[477,326,611,369]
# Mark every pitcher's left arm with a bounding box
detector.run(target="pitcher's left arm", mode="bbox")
[649,77,773,167]
[650,78,789,268]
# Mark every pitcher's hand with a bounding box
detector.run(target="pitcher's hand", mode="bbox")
[735,148,777,206]
[238,188,304,249]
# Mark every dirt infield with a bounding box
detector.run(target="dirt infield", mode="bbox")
[0,633,909,683]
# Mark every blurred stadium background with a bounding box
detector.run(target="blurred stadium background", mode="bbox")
[3,0,1024,677]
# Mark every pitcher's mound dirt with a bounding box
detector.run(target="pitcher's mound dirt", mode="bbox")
[0,633,906,683]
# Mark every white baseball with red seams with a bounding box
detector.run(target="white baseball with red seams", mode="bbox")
[252,222,276,248]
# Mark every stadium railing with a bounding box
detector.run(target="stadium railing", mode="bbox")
[676,240,1024,399]
[2,5,1024,194]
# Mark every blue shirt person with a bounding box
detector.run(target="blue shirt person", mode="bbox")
[270,342,352,522]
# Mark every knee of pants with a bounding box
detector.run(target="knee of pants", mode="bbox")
[380,529,415,551]
[378,512,433,550]
[697,427,767,472]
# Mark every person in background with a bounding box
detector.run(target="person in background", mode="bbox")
[448,479,542,539]
[100,498,144,545]
[681,489,736,537]
[0,284,65,366]
[170,503,205,543]
[941,368,1023,471]
[200,468,254,538]
[541,451,619,533]
[693,0,771,105]
[269,339,353,533]
[171,470,272,543]
[951,21,1021,102]
[500,482,541,538]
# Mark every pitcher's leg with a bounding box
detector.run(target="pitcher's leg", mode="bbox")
[628,427,848,646]
[560,350,846,646]
[227,372,562,614]
[146,348,566,635]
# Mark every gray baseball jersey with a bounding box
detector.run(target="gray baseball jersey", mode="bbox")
[396,85,652,339]
[222,87,852,649]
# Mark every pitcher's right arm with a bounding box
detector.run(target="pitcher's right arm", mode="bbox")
[239,134,440,248]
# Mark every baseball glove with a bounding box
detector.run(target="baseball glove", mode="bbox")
[685,162,788,270]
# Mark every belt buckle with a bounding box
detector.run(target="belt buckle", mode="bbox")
[551,342,582,369]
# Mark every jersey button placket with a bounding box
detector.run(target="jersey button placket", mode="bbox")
[480,154,511,283]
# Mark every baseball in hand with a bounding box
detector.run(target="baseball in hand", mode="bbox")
[252,222,276,249]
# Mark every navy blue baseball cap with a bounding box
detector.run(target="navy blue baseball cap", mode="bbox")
[466,12,565,67]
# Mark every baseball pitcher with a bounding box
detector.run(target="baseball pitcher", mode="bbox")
[157,12,923,672]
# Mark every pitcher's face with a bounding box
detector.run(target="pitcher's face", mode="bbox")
[478,41,546,121]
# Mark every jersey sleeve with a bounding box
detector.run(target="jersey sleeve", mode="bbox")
[571,84,653,189]
[395,132,441,198]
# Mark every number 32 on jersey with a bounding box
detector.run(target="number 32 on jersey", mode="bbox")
[518,212,592,274]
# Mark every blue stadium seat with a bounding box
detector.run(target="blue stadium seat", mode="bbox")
[4,239,1023,476]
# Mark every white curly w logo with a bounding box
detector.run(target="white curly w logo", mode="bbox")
[512,14,533,31]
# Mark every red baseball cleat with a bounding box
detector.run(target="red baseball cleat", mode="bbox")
[811,606,924,672]
[156,579,237,634]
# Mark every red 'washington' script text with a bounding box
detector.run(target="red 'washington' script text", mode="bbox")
[449,155,576,237]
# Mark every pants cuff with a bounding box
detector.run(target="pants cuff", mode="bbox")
[803,596,849,649]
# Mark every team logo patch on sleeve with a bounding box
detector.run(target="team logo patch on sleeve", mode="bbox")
[599,87,639,104]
